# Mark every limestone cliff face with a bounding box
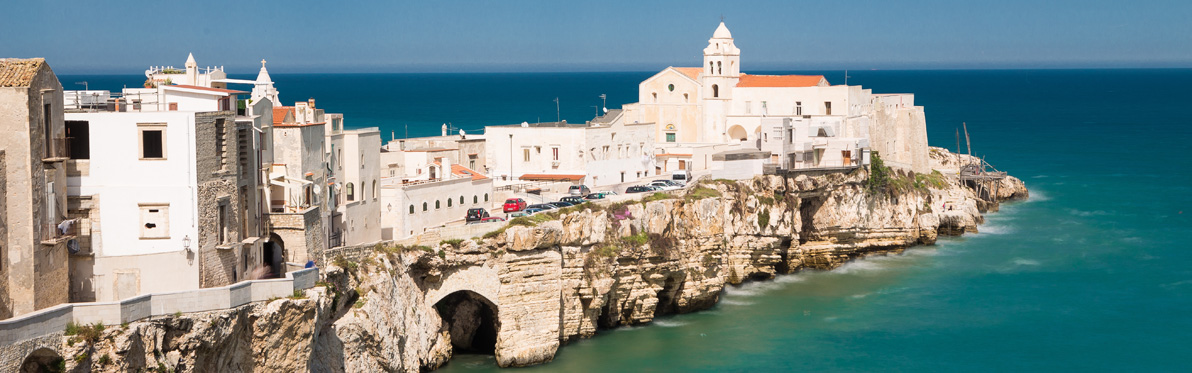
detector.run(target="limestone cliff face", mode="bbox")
[327,149,1027,370]
[59,149,1027,371]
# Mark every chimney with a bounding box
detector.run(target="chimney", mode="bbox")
[308,98,315,108]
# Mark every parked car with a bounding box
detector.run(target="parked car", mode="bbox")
[503,198,527,213]
[466,208,490,222]
[649,180,680,191]
[480,217,506,223]
[671,170,692,186]
[625,186,653,194]
[598,191,618,197]
[560,196,586,204]
[550,201,575,208]
[523,207,545,215]
[526,203,558,211]
[507,211,530,218]
[569,185,591,196]
[584,193,605,200]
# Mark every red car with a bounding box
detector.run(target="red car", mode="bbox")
[503,198,527,212]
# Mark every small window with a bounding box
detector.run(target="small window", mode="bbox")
[712,85,719,98]
[825,101,832,115]
[409,205,414,214]
[683,93,689,103]
[473,195,478,204]
[668,84,675,92]
[66,120,90,159]
[652,92,657,103]
[423,202,428,211]
[796,101,802,116]
[523,148,530,162]
[552,147,559,161]
[484,193,489,202]
[435,200,441,209]
[447,198,452,207]
[346,183,354,201]
[459,196,464,205]
[666,133,676,142]
[139,124,166,160]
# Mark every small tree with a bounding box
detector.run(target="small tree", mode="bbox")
[867,151,890,194]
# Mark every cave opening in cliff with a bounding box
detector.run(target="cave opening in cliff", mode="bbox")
[654,275,683,318]
[434,290,499,355]
[20,348,63,373]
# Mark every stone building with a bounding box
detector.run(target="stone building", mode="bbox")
[62,58,267,302]
[0,58,70,318]
[621,22,929,173]
[378,144,494,240]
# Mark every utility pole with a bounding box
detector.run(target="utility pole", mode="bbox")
[509,134,514,182]
[554,97,560,123]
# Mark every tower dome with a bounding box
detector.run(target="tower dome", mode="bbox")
[712,22,732,39]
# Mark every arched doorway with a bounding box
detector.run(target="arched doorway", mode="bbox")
[20,348,63,373]
[434,290,499,354]
[264,233,286,279]
[727,125,748,141]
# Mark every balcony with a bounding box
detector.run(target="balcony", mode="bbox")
[43,137,70,162]
[41,219,79,245]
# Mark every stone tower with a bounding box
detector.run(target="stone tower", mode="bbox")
[699,22,741,143]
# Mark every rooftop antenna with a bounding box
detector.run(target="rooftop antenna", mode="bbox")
[599,93,607,112]
[554,97,560,123]
[591,105,599,118]
[844,70,850,85]
[75,81,88,91]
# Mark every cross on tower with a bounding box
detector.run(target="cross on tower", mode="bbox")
[261,59,267,67]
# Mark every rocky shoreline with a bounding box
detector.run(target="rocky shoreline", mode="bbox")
[47,148,1026,372]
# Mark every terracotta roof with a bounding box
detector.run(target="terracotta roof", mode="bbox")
[163,84,248,95]
[0,58,44,87]
[272,107,294,125]
[672,67,701,81]
[451,164,488,181]
[736,74,827,88]
[519,174,585,182]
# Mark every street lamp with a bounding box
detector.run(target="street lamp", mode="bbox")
[509,134,513,182]
[183,235,192,253]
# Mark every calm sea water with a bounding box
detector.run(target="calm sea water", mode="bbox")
[63,69,1192,371]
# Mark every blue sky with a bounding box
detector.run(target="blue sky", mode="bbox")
[3,0,1190,74]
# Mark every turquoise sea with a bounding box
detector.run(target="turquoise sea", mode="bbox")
[64,69,1192,371]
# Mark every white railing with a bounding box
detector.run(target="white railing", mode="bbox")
[0,268,319,346]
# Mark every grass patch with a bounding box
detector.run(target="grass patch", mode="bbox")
[289,289,306,299]
[643,192,677,203]
[757,209,771,229]
[621,231,649,246]
[915,170,949,190]
[65,321,105,343]
[594,243,620,257]
[757,195,775,206]
[684,186,721,202]
[99,353,111,365]
[439,238,464,248]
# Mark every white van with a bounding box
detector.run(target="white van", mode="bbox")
[671,170,692,186]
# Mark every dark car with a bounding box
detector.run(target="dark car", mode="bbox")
[550,201,575,208]
[526,204,558,211]
[625,186,653,194]
[466,208,490,222]
[560,196,586,204]
[524,207,545,215]
[585,193,605,200]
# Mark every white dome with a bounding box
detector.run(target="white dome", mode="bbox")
[712,22,732,39]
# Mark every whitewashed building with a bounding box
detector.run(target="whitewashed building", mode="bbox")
[484,110,656,187]
[621,22,929,173]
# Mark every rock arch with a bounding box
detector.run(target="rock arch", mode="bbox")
[434,290,500,354]
[20,347,62,373]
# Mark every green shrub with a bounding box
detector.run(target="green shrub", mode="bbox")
[757,209,770,229]
[757,195,775,206]
[66,322,105,343]
[866,151,891,194]
[594,244,620,257]
[643,192,676,203]
[621,232,649,246]
[75,352,89,363]
[99,353,111,365]
[439,238,464,248]
[289,289,306,299]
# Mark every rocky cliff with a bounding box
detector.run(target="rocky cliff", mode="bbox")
[54,149,1026,372]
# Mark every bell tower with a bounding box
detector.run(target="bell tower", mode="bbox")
[700,22,741,142]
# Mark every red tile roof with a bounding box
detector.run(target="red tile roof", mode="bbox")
[164,84,248,95]
[0,58,44,87]
[451,164,488,180]
[672,67,702,81]
[736,74,827,88]
[272,107,293,125]
[519,174,585,182]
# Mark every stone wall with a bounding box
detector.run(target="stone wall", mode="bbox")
[267,206,325,265]
[0,150,8,320]
[194,111,255,288]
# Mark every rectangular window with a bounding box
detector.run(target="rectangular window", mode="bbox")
[66,120,90,159]
[552,147,559,161]
[139,124,166,159]
[217,201,228,244]
[796,101,802,116]
[761,101,768,115]
[744,101,752,114]
[44,103,52,154]
[139,204,170,239]
[666,133,676,142]
[215,119,227,170]
[523,148,530,162]
[825,101,832,115]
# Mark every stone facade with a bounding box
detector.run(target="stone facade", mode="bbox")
[266,207,326,265]
[194,111,263,288]
[0,58,70,318]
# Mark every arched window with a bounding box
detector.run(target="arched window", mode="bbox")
[708,61,713,74]
[409,205,414,214]
[372,180,378,200]
[447,198,452,207]
[712,84,719,98]
[683,93,689,103]
[435,200,441,209]
[346,183,355,201]
[484,193,489,202]
[473,195,478,204]
[423,202,428,211]
[652,92,657,103]
[459,196,464,205]
[360,154,365,169]
[717,61,722,75]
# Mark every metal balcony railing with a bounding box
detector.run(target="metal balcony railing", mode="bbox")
[42,219,79,242]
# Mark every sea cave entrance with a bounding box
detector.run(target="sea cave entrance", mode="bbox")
[434,290,500,355]
[20,348,63,373]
